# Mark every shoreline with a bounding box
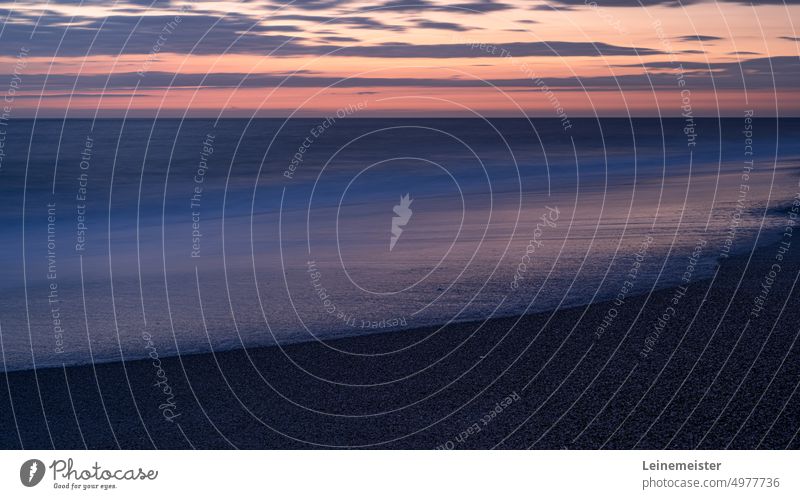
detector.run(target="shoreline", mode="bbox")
[2,226,800,448]
[0,206,791,376]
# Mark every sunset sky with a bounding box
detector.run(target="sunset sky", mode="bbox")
[1,0,798,117]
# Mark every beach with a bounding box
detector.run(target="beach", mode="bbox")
[2,226,799,449]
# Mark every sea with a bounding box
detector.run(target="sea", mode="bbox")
[0,117,798,371]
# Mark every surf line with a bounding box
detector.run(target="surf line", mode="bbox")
[594,233,654,341]
[640,238,707,360]
[141,331,181,423]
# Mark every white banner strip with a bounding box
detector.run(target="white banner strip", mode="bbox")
[1,451,798,498]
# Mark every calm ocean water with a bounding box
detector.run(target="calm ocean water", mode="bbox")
[1,118,798,371]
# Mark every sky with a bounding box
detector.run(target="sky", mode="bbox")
[0,0,798,117]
